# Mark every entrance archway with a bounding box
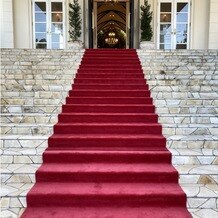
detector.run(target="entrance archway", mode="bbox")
[89,0,134,49]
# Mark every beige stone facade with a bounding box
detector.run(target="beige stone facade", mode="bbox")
[1,0,218,49]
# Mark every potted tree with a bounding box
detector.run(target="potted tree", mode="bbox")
[68,0,83,49]
[140,0,155,49]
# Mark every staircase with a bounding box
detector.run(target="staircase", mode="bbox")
[138,50,218,217]
[1,49,84,217]
[1,49,217,217]
[21,49,191,217]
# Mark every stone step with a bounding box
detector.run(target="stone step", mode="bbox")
[1,135,48,149]
[141,67,217,71]
[1,135,217,150]
[1,74,76,81]
[1,114,217,125]
[1,70,78,76]
[2,106,217,115]
[1,66,79,71]
[1,148,217,165]
[2,99,217,108]
[1,114,58,124]
[1,91,69,98]
[146,74,218,80]
[1,200,217,218]
[1,161,217,184]
[0,124,53,135]
[149,87,218,92]
[1,124,217,136]
[1,98,66,105]
[1,86,218,93]
[159,115,218,124]
[167,135,218,149]
[1,184,217,217]
[1,105,62,114]
[1,169,218,187]
[154,99,218,106]
[156,107,218,115]
[152,94,218,102]
[1,85,72,92]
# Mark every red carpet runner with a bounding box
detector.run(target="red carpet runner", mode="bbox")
[22,49,191,218]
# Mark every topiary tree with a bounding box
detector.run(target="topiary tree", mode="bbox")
[140,0,153,41]
[69,0,81,41]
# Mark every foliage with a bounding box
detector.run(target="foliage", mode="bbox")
[69,0,81,41]
[140,0,153,41]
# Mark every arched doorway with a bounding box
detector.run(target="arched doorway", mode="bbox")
[89,0,134,49]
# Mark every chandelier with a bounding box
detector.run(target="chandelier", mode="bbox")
[104,0,118,5]
[105,32,118,47]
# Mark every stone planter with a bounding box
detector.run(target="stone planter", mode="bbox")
[68,41,83,49]
[140,41,155,50]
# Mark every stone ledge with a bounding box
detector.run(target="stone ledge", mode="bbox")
[2,208,218,218]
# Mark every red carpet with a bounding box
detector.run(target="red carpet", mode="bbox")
[22,49,191,218]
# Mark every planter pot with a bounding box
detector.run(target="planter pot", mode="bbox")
[140,41,155,50]
[68,41,83,49]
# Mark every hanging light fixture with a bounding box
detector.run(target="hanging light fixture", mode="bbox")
[104,0,118,5]
[105,32,118,47]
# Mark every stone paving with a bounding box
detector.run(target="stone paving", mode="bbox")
[1,49,218,217]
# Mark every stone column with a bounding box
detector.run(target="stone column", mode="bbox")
[208,0,218,49]
[0,0,14,48]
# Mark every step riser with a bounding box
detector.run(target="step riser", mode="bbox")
[72,85,149,90]
[84,54,138,57]
[81,59,140,62]
[76,74,144,79]
[74,79,147,84]
[81,58,141,63]
[66,97,153,105]
[62,105,155,113]
[53,125,162,134]
[69,91,150,97]
[80,66,142,70]
[58,114,158,123]
[27,195,186,207]
[77,70,143,74]
[36,172,178,183]
[83,53,138,55]
[43,152,172,163]
[48,138,167,149]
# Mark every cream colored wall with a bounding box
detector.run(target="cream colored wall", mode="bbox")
[0,0,14,48]
[7,0,217,49]
[191,0,210,49]
[208,0,218,49]
[140,0,211,49]
[13,0,32,48]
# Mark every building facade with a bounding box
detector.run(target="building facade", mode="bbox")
[1,0,218,49]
